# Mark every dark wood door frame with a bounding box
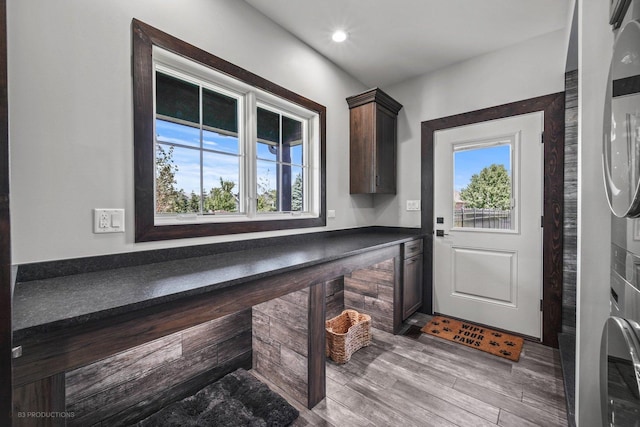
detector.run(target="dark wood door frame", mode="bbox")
[420,92,565,348]
[0,0,11,423]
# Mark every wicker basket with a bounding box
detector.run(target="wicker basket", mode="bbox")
[325,309,372,364]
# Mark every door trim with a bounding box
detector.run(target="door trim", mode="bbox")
[420,92,565,348]
[0,0,11,422]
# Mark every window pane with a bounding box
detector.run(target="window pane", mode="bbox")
[257,107,279,143]
[282,116,302,142]
[453,144,513,230]
[277,164,303,212]
[282,116,303,165]
[203,130,239,154]
[155,144,201,214]
[257,141,278,161]
[202,88,238,133]
[257,160,278,212]
[289,142,303,166]
[279,164,292,212]
[202,151,240,214]
[290,166,304,212]
[156,72,199,124]
[156,119,200,148]
[257,107,279,161]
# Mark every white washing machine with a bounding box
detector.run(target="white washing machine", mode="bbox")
[601,244,640,426]
[602,16,640,427]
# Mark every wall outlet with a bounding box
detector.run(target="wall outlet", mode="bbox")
[406,200,421,211]
[94,209,125,233]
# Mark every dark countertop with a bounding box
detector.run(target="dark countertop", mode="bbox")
[13,228,423,340]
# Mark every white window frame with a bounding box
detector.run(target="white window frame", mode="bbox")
[152,47,321,227]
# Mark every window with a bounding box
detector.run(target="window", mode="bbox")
[256,106,306,213]
[155,71,242,217]
[133,20,326,241]
[452,138,515,231]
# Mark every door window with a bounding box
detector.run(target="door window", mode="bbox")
[452,139,515,231]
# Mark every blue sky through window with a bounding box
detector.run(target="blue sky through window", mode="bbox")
[454,144,511,191]
[156,119,240,194]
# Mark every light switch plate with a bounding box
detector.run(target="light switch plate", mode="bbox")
[94,209,125,233]
[406,200,421,211]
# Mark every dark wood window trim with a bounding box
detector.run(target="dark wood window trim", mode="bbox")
[0,0,11,423]
[132,19,326,242]
[420,92,565,348]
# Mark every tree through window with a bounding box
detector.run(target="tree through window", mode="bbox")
[155,71,241,216]
[453,142,514,230]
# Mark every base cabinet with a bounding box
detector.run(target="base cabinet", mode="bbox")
[402,240,423,320]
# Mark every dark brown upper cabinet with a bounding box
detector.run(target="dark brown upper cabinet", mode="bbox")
[346,88,402,194]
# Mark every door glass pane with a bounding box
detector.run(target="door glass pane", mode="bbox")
[453,143,513,230]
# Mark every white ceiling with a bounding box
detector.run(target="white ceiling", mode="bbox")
[244,0,574,88]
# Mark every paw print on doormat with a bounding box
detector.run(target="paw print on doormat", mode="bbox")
[433,321,440,326]
[491,332,503,338]
[489,341,500,346]
[504,340,516,347]
[431,329,440,334]
[499,349,512,356]
[443,327,452,332]
[442,319,450,324]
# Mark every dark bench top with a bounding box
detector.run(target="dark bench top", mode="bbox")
[12,228,423,340]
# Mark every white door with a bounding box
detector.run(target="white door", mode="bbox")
[433,112,543,339]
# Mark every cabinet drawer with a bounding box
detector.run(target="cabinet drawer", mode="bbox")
[404,239,423,259]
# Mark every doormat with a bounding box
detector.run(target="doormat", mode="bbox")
[421,316,524,361]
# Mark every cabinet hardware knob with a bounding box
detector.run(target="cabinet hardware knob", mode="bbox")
[12,346,22,359]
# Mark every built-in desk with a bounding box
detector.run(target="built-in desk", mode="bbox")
[12,228,423,425]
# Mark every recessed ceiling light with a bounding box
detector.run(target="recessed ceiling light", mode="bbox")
[332,30,348,43]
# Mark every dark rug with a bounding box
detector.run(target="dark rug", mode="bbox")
[421,316,524,361]
[135,368,299,427]
[402,324,423,340]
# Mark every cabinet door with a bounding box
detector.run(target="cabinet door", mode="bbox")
[403,254,423,320]
[349,103,376,193]
[375,106,397,193]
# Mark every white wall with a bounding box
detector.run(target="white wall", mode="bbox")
[7,0,371,263]
[575,0,617,424]
[378,29,568,227]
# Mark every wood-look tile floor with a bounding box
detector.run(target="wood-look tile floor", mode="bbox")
[255,313,568,427]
